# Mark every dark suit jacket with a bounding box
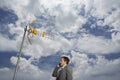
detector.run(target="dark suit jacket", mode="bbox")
[52,65,73,80]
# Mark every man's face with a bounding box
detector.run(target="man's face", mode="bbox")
[59,58,66,67]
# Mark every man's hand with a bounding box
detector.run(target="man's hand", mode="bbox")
[57,63,61,67]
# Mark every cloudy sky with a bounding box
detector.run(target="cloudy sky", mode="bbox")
[0,0,120,80]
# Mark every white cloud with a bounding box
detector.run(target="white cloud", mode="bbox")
[91,0,120,33]
[0,23,26,52]
[10,56,52,80]
[0,67,13,80]
[39,0,87,33]
[22,34,72,58]
[72,34,120,54]
[0,34,17,51]
[10,56,42,75]
[0,67,52,80]
[112,32,120,41]
[71,50,120,80]
[92,0,120,18]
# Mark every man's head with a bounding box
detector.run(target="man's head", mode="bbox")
[59,56,70,67]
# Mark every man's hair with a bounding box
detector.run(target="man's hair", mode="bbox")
[61,56,70,64]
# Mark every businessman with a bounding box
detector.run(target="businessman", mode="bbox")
[52,56,73,80]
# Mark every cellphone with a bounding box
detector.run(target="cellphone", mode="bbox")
[59,63,61,67]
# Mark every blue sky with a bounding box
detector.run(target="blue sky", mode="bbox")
[0,0,120,80]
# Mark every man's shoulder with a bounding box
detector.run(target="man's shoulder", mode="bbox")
[66,65,72,73]
[66,65,72,70]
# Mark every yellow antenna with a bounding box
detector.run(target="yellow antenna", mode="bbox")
[27,19,55,44]
[27,20,39,44]
[31,29,39,35]
[41,31,47,37]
